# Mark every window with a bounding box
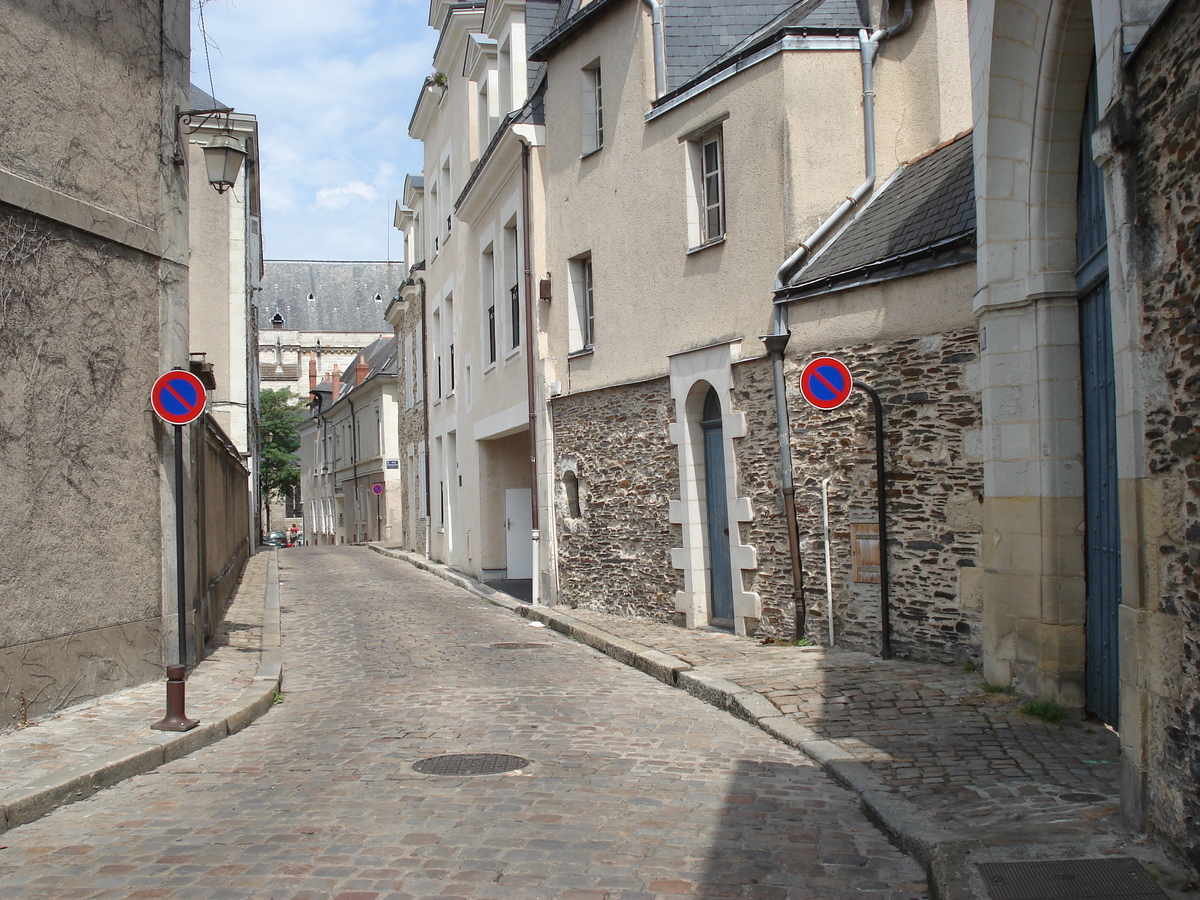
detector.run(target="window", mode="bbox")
[445,294,455,394]
[686,127,725,248]
[440,158,452,242]
[504,222,520,349]
[568,254,595,353]
[483,247,497,365]
[582,62,603,155]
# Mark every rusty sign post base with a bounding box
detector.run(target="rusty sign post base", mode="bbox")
[151,664,199,732]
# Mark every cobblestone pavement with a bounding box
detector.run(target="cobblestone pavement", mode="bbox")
[0,547,928,899]
[0,553,268,795]
[559,608,1124,845]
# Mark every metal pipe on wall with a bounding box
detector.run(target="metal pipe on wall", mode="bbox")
[520,139,541,606]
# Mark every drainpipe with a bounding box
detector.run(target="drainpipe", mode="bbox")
[348,395,359,542]
[762,0,913,640]
[419,277,431,559]
[641,0,667,99]
[520,139,541,606]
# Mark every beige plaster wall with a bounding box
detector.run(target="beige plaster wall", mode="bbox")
[188,114,259,455]
[416,4,543,579]
[0,0,191,727]
[0,2,169,223]
[539,0,973,394]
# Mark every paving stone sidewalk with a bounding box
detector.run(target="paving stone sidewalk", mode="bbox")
[0,550,281,834]
[374,544,1198,899]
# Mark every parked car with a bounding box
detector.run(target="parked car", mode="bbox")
[265,530,289,548]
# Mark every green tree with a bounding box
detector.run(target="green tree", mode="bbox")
[259,388,305,529]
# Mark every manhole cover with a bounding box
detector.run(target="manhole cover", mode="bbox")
[490,642,550,650]
[978,858,1168,899]
[412,753,530,776]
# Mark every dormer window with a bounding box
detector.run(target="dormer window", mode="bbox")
[271,313,285,329]
[307,293,315,301]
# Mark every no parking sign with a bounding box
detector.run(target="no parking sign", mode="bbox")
[150,370,207,426]
[799,356,853,410]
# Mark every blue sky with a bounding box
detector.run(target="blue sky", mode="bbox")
[191,0,437,262]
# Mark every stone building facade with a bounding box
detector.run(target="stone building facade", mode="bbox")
[970,0,1197,864]
[387,179,431,558]
[552,378,681,618]
[1126,0,1200,866]
[0,0,196,727]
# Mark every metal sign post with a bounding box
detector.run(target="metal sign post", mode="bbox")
[799,357,891,659]
[149,369,206,731]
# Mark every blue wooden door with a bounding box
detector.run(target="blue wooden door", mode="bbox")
[1077,66,1120,727]
[701,388,734,624]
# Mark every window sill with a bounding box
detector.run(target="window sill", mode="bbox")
[483,361,497,376]
[686,235,725,255]
[504,345,523,363]
[580,146,603,160]
[568,346,594,359]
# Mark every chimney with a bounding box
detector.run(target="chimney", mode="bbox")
[308,353,318,391]
[355,355,369,386]
[332,364,341,394]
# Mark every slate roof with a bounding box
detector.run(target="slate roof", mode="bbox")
[780,130,976,298]
[530,0,866,93]
[189,83,228,111]
[257,261,403,333]
[662,0,866,92]
[334,336,398,400]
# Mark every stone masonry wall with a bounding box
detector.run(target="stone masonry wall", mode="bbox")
[733,327,985,665]
[550,325,984,669]
[551,378,681,618]
[1131,0,1200,865]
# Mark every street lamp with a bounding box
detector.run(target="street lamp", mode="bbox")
[174,105,248,194]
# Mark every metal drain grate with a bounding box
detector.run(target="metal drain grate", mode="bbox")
[490,642,550,650]
[412,753,531,776]
[978,858,1168,899]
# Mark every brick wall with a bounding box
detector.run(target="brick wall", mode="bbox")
[1132,0,1200,865]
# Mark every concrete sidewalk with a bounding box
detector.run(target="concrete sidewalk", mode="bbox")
[0,550,282,836]
[372,544,1198,900]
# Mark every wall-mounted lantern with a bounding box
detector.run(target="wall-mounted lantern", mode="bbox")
[174,105,248,194]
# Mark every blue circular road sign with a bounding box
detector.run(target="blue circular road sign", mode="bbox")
[151,370,208,425]
[800,356,854,410]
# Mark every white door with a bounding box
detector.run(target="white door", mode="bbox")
[505,488,533,579]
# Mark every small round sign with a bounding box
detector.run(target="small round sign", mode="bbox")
[371,483,384,495]
[151,370,208,425]
[800,356,854,410]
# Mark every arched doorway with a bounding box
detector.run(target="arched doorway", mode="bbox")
[700,387,734,626]
[1077,64,1120,727]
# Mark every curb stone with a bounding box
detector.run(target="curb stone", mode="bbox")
[0,551,283,836]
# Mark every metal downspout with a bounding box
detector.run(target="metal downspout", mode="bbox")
[763,0,912,641]
[419,277,431,559]
[348,395,359,542]
[520,139,541,606]
[641,0,667,98]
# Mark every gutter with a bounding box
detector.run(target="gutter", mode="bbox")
[761,0,914,641]
[641,0,667,98]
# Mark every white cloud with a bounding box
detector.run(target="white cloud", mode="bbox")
[192,0,434,261]
[315,181,379,208]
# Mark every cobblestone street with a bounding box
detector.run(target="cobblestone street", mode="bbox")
[0,547,927,899]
